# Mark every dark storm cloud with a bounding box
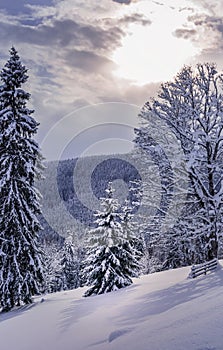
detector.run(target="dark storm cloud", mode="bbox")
[174,11,223,66]
[174,12,223,44]
[112,0,132,4]
[119,13,152,26]
[0,19,124,51]
[174,28,197,40]
[189,14,223,28]
[181,14,223,40]
[65,49,116,74]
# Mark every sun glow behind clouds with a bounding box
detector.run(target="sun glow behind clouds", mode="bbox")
[112,1,200,84]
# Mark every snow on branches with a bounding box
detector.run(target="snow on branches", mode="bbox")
[0,47,44,311]
[137,63,223,263]
[83,182,142,296]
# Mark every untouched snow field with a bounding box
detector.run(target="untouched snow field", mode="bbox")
[1,263,223,350]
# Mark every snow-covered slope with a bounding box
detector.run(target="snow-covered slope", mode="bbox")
[1,263,223,350]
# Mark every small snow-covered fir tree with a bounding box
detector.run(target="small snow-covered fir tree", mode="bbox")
[60,233,80,290]
[0,47,44,311]
[42,233,85,293]
[83,182,141,297]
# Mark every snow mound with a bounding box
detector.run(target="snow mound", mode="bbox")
[1,263,223,350]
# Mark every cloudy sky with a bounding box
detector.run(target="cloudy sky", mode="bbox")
[0,0,222,160]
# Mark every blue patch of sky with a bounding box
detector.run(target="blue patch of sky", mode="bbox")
[36,65,54,78]
[0,0,55,16]
[19,18,43,26]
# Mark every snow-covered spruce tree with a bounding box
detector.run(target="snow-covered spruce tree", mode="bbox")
[83,182,141,297]
[0,47,44,311]
[42,243,64,293]
[60,233,80,290]
[42,231,85,293]
[137,63,223,262]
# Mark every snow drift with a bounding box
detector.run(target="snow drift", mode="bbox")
[1,263,223,350]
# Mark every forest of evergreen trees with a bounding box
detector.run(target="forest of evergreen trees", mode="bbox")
[0,48,223,311]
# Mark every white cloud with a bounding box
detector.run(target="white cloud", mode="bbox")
[0,0,222,158]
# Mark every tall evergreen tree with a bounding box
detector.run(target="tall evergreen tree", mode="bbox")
[83,182,141,297]
[0,47,44,311]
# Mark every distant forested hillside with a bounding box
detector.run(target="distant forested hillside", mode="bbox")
[36,153,147,245]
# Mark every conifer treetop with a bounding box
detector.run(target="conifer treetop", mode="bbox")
[0,47,28,88]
